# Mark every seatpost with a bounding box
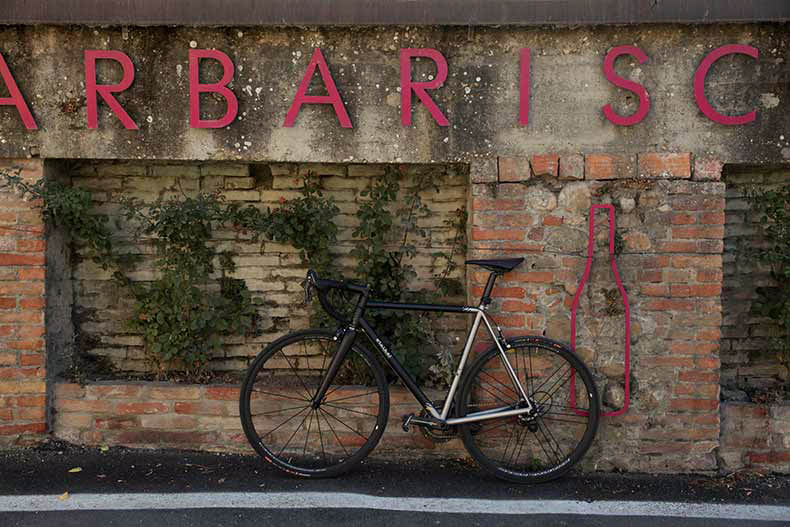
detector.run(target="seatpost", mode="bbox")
[480,272,499,306]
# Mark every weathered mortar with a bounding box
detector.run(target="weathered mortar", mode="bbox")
[0,24,787,164]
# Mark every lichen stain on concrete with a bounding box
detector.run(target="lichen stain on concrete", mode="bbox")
[0,24,786,164]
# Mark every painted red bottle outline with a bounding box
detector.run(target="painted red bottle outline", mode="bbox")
[569,204,631,417]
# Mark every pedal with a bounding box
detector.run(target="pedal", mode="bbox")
[402,413,415,432]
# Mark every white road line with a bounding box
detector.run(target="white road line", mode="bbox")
[0,492,787,522]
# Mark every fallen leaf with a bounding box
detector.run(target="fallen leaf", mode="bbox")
[68,467,82,473]
[58,492,70,501]
[100,446,109,453]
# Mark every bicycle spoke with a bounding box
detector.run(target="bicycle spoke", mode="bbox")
[322,403,378,417]
[324,390,379,404]
[302,410,314,456]
[277,350,313,400]
[318,408,350,457]
[251,389,309,403]
[315,408,328,464]
[262,406,310,439]
[251,404,311,417]
[320,407,368,439]
[278,409,313,457]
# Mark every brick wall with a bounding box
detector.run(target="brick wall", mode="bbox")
[69,161,468,375]
[721,167,790,397]
[53,380,466,457]
[469,152,725,473]
[720,402,790,472]
[0,159,47,447]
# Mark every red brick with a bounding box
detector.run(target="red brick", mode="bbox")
[671,255,721,269]
[471,228,524,241]
[0,254,45,266]
[672,226,724,239]
[498,157,530,182]
[669,399,719,411]
[175,401,228,416]
[642,255,670,268]
[641,284,669,296]
[0,352,16,366]
[673,384,719,398]
[492,314,525,328]
[0,422,46,436]
[205,386,240,401]
[500,300,537,313]
[14,395,46,407]
[0,282,44,295]
[638,152,691,179]
[16,240,45,252]
[6,339,44,351]
[18,268,45,280]
[477,213,533,227]
[585,153,635,180]
[530,154,559,177]
[19,353,44,366]
[641,357,695,368]
[543,215,563,226]
[671,284,722,297]
[670,341,719,355]
[748,452,790,464]
[644,299,697,312]
[0,297,16,309]
[656,241,697,253]
[639,270,663,282]
[17,406,45,420]
[19,297,45,309]
[58,399,112,413]
[670,213,695,225]
[469,286,525,299]
[696,357,721,369]
[115,402,169,414]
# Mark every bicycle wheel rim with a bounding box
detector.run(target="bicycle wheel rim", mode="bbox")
[458,338,599,482]
[240,330,388,476]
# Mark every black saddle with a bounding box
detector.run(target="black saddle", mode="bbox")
[465,258,524,273]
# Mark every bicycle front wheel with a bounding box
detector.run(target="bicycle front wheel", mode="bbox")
[457,336,600,483]
[240,329,389,478]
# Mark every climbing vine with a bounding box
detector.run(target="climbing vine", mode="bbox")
[0,165,465,386]
[746,184,790,391]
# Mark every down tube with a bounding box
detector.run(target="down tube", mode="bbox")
[357,318,434,409]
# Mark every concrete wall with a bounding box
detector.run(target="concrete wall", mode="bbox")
[0,24,787,165]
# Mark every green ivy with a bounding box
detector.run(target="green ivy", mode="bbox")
[350,166,466,386]
[120,193,258,380]
[746,184,790,387]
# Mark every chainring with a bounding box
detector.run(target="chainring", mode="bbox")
[420,400,457,443]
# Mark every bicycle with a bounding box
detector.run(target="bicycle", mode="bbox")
[239,258,600,483]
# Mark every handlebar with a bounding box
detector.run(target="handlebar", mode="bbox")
[305,269,370,323]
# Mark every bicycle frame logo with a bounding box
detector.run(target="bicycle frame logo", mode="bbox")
[569,204,632,418]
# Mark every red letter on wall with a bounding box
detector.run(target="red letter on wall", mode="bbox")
[189,49,238,129]
[283,48,351,128]
[602,45,650,126]
[85,50,138,129]
[0,53,37,130]
[400,48,449,127]
[694,44,759,125]
[520,48,531,126]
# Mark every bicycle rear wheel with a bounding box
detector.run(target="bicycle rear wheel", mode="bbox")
[240,329,389,478]
[457,336,599,483]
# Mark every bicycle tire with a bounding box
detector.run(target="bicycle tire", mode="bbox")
[457,336,599,483]
[240,329,389,478]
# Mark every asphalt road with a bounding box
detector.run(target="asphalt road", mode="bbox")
[0,441,788,526]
